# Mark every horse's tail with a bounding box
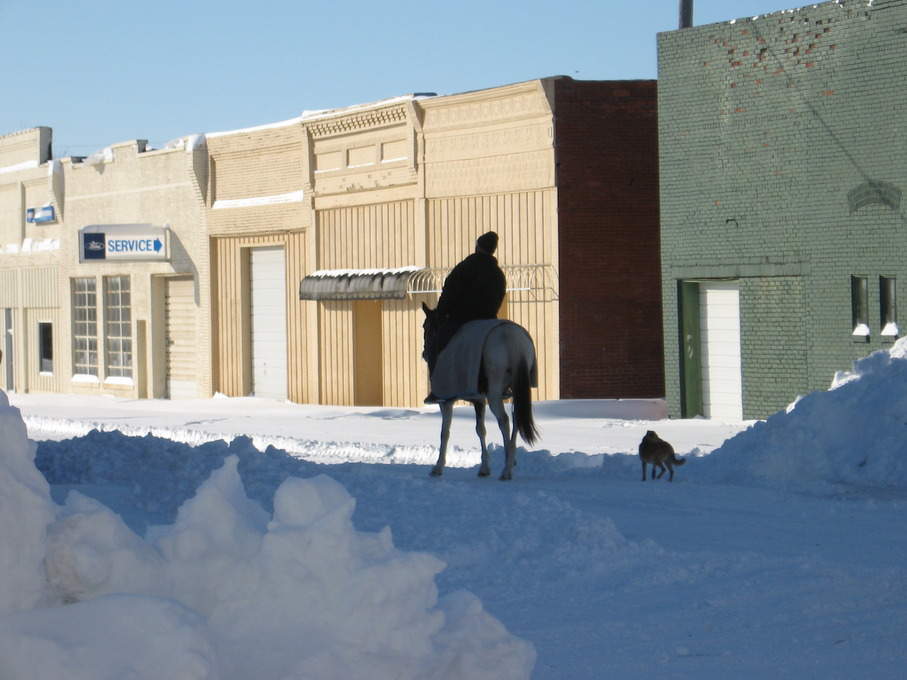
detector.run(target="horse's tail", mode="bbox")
[512,356,539,446]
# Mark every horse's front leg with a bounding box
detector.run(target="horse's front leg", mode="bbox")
[472,400,491,477]
[487,396,515,480]
[431,401,455,477]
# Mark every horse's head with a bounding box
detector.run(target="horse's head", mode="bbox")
[421,302,439,363]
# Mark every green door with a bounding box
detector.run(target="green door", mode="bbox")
[678,281,703,418]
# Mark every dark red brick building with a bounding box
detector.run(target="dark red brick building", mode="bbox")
[554,79,663,399]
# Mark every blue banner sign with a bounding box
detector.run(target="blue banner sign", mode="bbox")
[79,224,169,263]
[26,205,56,224]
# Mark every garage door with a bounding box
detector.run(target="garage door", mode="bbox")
[165,276,197,399]
[250,247,288,401]
[699,281,743,421]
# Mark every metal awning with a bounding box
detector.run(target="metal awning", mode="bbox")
[299,263,556,301]
[299,266,421,301]
[406,265,553,295]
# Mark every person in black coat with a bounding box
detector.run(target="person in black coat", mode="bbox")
[425,231,506,402]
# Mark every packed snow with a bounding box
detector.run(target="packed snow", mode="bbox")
[2,340,907,679]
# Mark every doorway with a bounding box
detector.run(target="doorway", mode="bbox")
[249,247,288,401]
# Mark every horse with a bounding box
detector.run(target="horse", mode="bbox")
[421,303,539,480]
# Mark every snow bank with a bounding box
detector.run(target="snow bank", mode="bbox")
[0,392,56,616]
[702,337,907,489]
[0,392,535,680]
[0,595,216,680]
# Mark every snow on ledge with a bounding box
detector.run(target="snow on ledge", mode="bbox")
[0,160,39,175]
[213,190,305,210]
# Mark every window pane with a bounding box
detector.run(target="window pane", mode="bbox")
[881,276,898,336]
[71,278,98,376]
[39,322,53,373]
[104,276,133,378]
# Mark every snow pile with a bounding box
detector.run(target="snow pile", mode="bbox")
[0,392,535,680]
[702,337,907,489]
[0,392,57,616]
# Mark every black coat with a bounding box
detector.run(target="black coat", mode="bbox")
[436,251,506,323]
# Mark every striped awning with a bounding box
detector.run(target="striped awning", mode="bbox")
[298,266,421,301]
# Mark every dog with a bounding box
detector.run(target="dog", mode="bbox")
[638,430,686,482]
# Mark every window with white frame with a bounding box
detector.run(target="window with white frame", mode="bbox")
[72,278,99,376]
[71,276,134,380]
[38,322,53,373]
[880,276,898,337]
[104,275,132,378]
[851,275,870,338]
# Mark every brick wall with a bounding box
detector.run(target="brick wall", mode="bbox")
[554,79,663,399]
[658,0,907,419]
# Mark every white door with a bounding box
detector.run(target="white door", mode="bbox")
[699,281,743,421]
[250,247,287,401]
[164,276,197,399]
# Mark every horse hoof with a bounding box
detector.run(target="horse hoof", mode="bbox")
[499,472,512,481]
[477,468,491,477]
[429,468,443,478]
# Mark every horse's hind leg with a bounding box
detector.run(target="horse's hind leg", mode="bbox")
[431,401,455,477]
[488,397,515,480]
[473,400,491,477]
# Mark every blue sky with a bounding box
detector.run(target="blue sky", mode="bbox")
[2,1,796,156]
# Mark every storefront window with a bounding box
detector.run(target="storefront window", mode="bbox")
[104,275,133,379]
[72,278,98,376]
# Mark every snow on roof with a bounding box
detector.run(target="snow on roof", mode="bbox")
[0,159,39,175]
[204,94,436,139]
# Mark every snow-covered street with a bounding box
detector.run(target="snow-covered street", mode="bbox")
[3,340,907,678]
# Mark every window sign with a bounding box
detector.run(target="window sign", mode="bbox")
[79,224,169,263]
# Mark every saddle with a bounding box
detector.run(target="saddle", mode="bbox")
[429,319,511,400]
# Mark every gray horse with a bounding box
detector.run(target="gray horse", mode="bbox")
[422,303,539,480]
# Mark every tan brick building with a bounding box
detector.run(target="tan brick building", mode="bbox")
[1,77,662,407]
[0,128,210,398]
[207,80,564,407]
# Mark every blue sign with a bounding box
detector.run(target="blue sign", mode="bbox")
[107,237,164,254]
[79,224,169,263]
[82,233,106,260]
[26,205,56,224]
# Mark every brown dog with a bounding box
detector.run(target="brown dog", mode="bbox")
[638,430,686,482]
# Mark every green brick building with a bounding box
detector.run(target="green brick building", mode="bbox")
[657,0,907,421]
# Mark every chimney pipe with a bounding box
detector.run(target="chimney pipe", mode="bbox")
[679,0,693,29]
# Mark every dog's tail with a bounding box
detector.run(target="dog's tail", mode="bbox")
[673,454,686,466]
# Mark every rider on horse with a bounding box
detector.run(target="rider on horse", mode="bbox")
[424,231,506,403]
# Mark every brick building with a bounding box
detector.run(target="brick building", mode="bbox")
[1,77,662,406]
[209,78,662,406]
[658,0,907,420]
[0,129,209,399]
[554,79,662,398]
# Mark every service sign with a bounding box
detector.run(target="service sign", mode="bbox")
[79,224,169,263]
